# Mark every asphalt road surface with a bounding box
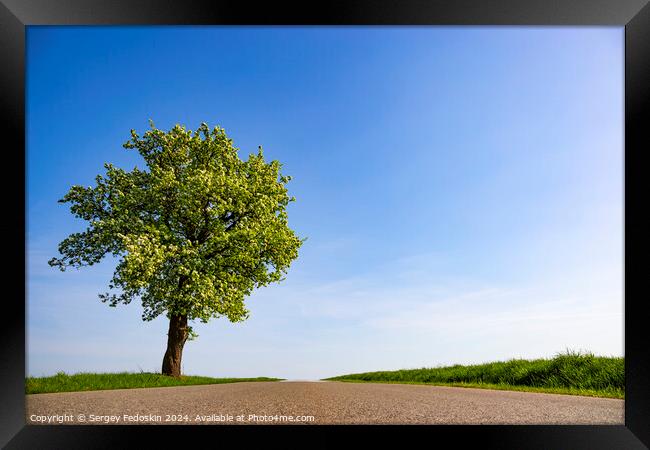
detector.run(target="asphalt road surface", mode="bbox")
[25,381,623,425]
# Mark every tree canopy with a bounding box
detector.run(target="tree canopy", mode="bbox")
[49,122,303,329]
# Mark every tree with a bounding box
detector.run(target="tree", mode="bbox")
[49,122,302,377]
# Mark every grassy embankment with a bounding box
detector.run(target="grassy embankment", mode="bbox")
[324,351,624,399]
[26,372,282,394]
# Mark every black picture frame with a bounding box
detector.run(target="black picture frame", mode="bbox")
[2,0,648,448]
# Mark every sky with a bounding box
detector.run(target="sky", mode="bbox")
[26,26,623,380]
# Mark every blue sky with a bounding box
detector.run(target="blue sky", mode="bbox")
[27,26,623,379]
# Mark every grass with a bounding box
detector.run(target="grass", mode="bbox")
[26,372,282,394]
[324,350,624,399]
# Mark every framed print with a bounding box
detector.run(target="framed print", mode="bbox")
[1,0,648,448]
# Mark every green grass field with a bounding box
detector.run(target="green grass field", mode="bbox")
[324,350,624,399]
[26,372,282,394]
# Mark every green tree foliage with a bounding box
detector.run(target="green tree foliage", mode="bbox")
[49,122,302,373]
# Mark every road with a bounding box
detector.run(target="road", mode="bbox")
[25,381,623,425]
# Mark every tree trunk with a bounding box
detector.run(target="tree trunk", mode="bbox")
[161,314,188,377]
